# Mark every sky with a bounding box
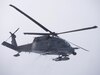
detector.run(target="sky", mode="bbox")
[0,0,100,75]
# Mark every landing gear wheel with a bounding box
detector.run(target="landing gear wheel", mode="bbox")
[53,55,70,61]
[14,53,20,57]
[72,52,77,55]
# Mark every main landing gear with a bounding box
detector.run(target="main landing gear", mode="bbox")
[53,55,70,61]
[13,52,20,57]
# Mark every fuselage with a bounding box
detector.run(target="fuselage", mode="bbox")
[31,35,74,56]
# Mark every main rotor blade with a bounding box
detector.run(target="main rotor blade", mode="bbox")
[57,26,98,35]
[68,41,89,51]
[24,32,50,35]
[10,4,52,33]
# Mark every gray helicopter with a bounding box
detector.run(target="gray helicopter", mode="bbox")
[2,4,98,61]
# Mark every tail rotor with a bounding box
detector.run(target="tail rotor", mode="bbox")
[5,28,20,41]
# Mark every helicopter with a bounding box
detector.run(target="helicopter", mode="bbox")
[2,4,98,61]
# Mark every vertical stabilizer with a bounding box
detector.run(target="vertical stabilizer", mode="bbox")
[2,28,20,51]
[10,32,17,46]
[2,41,18,50]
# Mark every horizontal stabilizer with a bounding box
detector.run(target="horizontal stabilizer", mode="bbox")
[2,41,18,50]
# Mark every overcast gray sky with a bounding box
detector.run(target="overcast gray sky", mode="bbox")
[0,0,100,75]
